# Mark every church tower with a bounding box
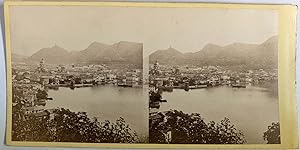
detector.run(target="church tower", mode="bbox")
[151,60,160,76]
[39,58,45,70]
[36,58,46,73]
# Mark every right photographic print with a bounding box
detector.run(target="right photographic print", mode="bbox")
[148,8,279,144]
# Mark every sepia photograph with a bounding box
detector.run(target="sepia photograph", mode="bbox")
[148,8,279,144]
[9,6,147,143]
[4,1,298,149]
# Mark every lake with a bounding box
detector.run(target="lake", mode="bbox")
[45,85,148,143]
[153,85,279,144]
[45,84,279,144]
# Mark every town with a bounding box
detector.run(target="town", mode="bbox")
[12,58,143,121]
[150,60,277,89]
[149,60,278,108]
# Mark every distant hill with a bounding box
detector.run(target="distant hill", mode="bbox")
[29,45,69,63]
[26,41,143,66]
[149,47,184,64]
[150,36,278,69]
[11,53,27,62]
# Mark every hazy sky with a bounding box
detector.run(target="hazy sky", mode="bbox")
[9,6,278,56]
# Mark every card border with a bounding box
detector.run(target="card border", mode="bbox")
[4,1,298,148]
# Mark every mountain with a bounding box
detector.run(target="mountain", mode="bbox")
[150,36,278,69]
[27,41,143,65]
[11,53,27,62]
[29,45,70,63]
[150,47,184,64]
[74,42,118,63]
[112,41,143,64]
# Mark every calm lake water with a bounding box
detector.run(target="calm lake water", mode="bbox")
[46,85,148,143]
[154,85,279,144]
[46,84,278,144]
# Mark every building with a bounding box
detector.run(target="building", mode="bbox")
[36,58,47,73]
[150,60,160,75]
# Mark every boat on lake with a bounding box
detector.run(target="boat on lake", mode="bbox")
[196,84,208,88]
[160,99,167,102]
[189,85,197,89]
[46,97,53,100]
[117,83,133,87]
[231,84,246,88]
[74,84,93,88]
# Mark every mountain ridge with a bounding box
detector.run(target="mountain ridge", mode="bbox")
[150,36,278,69]
[13,36,277,69]
[24,41,143,65]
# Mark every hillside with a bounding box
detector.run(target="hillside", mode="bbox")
[26,41,143,65]
[11,53,27,62]
[149,47,184,64]
[149,36,278,69]
[29,45,70,63]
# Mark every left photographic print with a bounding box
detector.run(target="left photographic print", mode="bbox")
[8,6,147,143]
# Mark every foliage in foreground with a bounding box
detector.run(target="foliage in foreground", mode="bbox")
[12,108,137,143]
[263,122,280,144]
[149,110,246,144]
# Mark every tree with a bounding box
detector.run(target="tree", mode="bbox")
[188,79,196,86]
[149,110,246,144]
[12,116,52,142]
[74,77,82,84]
[263,122,280,144]
[12,108,137,143]
[149,90,162,103]
[36,89,48,100]
[97,117,137,143]
[206,118,245,144]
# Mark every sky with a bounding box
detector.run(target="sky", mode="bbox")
[9,5,278,56]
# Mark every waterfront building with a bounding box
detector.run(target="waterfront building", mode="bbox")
[107,74,117,81]
[21,106,55,120]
